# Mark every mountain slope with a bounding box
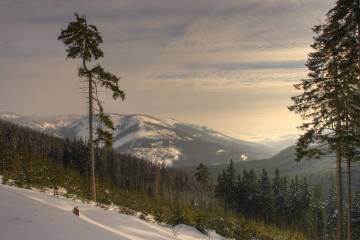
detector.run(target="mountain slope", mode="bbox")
[207,145,360,190]
[0,182,225,240]
[207,146,335,179]
[0,112,276,167]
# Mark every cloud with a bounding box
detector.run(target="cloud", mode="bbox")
[185,60,306,71]
[153,67,307,91]
[0,0,333,138]
[164,0,332,52]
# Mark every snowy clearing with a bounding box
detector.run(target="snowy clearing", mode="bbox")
[0,182,226,240]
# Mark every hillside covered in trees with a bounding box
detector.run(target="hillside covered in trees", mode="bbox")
[2,117,360,239]
[0,119,309,240]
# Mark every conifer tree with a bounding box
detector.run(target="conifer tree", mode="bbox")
[297,178,311,230]
[326,181,337,239]
[311,185,325,240]
[288,1,360,235]
[288,177,299,225]
[258,169,273,222]
[215,160,237,211]
[272,169,287,226]
[195,163,210,187]
[242,169,258,218]
[194,163,210,207]
[58,13,125,201]
[325,3,360,239]
[289,13,351,239]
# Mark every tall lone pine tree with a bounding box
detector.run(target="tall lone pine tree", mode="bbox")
[289,1,360,239]
[58,13,125,201]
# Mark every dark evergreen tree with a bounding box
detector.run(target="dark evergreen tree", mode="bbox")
[289,1,360,238]
[194,163,210,207]
[272,169,288,226]
[235,173,245,214]
[287,177,299,225]
[326,182,337,239]
[195,163,210,187]
[258,169,273,223]
[58,13,125,201]
[297,178,312,231]
[311,185,326,240]
[215,160,237,211]
[241,169,259,218]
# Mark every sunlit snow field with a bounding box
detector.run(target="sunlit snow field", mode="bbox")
[0,178,226,240]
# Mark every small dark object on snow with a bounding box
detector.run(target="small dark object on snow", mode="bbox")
[73,207,79,216]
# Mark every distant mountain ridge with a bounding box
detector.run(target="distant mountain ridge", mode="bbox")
[204,145,360,191]
[207,146,335,177]
[0,112,277,167]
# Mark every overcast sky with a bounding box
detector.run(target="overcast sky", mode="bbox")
[0,0,334,140]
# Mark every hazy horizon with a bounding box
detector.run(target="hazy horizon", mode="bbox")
[0,0,333,140]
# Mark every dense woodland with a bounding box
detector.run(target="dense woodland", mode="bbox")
[2,118,360,239]
[215,161,360,239]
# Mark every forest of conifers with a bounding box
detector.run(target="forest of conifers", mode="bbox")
[0,119,359,239]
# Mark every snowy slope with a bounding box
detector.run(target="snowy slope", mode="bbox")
[0,111,81,138]
[0,181,226,240]
[0,112,276,167]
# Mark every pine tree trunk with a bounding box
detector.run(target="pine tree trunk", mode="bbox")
[345,114,352,240]
[352,3,360,238]
[335,91,343,240]
[83,53,96,202]
[347,157,352,240]
[336,143,343,240]
[89,75,96,202]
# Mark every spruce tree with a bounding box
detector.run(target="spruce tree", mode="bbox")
[297,178,311,231]
[288,0,360,235]
[272,169,286,226]
[288,177,299,225]
[215,160,237,211]
[194,163,210,207]
[259,169,273,223]
[195,163,210,187]
[235,173,245,213]
[326,181,337,239]
[58,13,125,201]
[289,41,347,237]
[242,169,258,218]
[311,185,326,240]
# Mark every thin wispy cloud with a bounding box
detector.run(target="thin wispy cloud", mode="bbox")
[185,60,306,71]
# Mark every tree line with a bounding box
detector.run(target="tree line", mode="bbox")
[0,119,307,240]
[214,160,360,239]
[0,119,192,202]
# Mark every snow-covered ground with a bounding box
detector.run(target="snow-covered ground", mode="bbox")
[0,181,226,240]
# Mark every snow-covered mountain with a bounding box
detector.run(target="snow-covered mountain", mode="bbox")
[0,112,276,167]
